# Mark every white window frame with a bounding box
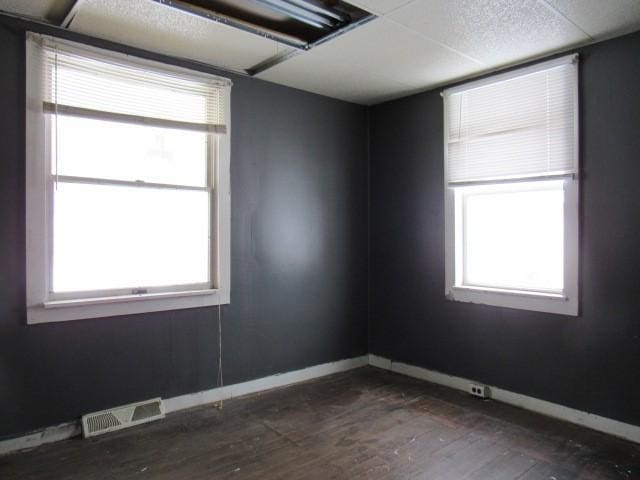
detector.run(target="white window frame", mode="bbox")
[25,34,232,324]
[443,55,579,316]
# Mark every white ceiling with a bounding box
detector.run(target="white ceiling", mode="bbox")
[1,0,640,104]
[0,0,74,21]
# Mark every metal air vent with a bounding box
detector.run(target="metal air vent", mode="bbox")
[82,398,165,438]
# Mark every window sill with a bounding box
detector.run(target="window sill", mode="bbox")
[452,285,566,300]
[44,289,219,309]
[28,288,230,324]
[446,285,577,316]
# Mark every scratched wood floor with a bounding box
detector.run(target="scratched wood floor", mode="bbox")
[1,367,639,479]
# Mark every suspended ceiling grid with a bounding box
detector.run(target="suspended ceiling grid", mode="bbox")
[1,0,640,105]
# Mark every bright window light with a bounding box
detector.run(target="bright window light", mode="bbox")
[54,116,208,187]
[53,182,210,293]
[50,115,212,295]
[459,181,564,293]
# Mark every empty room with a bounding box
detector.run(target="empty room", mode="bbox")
[0,0,639,478]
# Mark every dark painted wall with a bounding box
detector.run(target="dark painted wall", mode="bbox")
[369,31,640,425]
[0,16,369,439]
[1,13,638,442]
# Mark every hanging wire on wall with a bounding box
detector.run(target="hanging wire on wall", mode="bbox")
[215,302,224,410]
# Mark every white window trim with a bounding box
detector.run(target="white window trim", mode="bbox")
[25,34,232,324]
[443,55,579,316]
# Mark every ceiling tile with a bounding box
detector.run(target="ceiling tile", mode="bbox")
[7,0,638,105]
[546,0,640,39]
[0,0,74,22]
[67,0,293,73]
[256,18,484,104]
[389,0,590,66]
[265,66,415,105]
[347,0,415,15]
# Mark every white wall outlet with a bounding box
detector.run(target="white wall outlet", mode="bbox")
[469,383,489,399]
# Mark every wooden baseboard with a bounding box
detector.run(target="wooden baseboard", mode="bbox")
[163,355,369,413]
[4,353,636,456]
[368,354,640,444]
[0,421,81,456]
[0,355,368,456]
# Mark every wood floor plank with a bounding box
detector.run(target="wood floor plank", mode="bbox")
[1,367,638,479]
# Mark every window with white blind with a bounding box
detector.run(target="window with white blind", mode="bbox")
[443,55,579,315]
[25,34,231,324]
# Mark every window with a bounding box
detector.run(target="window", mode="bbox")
[26,34,231,324]
[443,55,579,315]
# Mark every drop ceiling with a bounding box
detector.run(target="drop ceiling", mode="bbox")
[1,0,640,104]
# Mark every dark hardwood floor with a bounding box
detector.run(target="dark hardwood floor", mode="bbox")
[1,367,638,479]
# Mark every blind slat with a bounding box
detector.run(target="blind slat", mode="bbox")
[43,102,227,134]
[37,39,229,130]
[445,57,577,184]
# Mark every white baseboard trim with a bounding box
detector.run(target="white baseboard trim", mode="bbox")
[3,353,636,455]
[0,421,81,456]
[368,354,640,444]
[0,355,368,456]
[163,355,369,413]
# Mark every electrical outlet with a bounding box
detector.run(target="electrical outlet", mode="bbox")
[469,383,489,399]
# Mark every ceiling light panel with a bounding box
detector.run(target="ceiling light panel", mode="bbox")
[66,0,295,72]
[164,0,372,48]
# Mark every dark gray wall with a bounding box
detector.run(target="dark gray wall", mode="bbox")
[0,16,368,439]
[369,31,640,425]
[1,13,638,443]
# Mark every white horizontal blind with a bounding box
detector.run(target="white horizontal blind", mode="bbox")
[445,57,577,184]
[37,38,229,133]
